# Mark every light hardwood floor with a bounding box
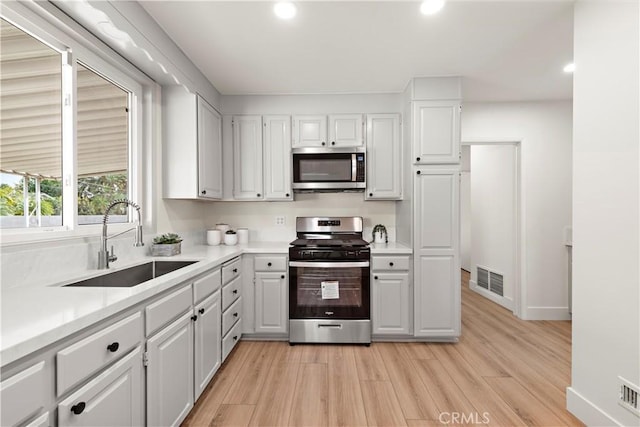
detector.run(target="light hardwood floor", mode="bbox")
[183,271,583,427]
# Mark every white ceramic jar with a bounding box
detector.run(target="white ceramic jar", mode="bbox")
[224,232,238,246]
[206,229,221,245]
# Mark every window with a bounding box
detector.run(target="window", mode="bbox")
[0,16,142,232]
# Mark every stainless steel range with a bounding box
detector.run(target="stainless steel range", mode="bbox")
[289,216,371,344]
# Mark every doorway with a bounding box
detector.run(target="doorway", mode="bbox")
[461,141,522,317]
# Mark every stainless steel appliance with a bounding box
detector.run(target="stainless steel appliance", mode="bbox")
[292,147,365,192]
[289,216,371,344]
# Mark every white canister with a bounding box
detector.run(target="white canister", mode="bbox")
[206,229,221,246]
[237,228,249,244]
[215,223,231,233]
[224,232,238,246]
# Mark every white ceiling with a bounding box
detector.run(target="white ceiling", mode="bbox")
[140,0,574,101]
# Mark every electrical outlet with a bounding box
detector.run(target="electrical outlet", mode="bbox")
[275,216,286,226]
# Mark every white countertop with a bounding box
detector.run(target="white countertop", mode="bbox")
[0,241,411,366]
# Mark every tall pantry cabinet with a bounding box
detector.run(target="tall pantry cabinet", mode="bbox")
[400,77,462,339]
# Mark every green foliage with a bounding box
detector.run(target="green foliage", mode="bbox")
[153,233,183,244]
[78,175,128,215]
[0,179,61,216]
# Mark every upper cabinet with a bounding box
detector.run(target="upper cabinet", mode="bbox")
[412,100,460,165]
[293,114,363,148]
[365,114,402,200]
[163,87,222,200]
[263,116,293,201]
[232,115,263,200]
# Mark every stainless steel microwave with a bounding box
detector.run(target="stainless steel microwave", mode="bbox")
[292,147,366,191]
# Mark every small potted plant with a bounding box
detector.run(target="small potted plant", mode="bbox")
[372,224,388,244]
[224,229,238,246]
[151,233,183,256]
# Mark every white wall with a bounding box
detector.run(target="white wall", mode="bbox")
[469,145,517,310]
[461,101,572,320]
[567,1,640,425]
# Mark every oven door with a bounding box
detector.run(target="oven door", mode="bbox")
[289,261,370,319]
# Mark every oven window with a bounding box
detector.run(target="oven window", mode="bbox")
[296,156,352,182]
[297,267,363,307]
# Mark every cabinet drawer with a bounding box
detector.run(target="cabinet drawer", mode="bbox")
[222,258,241,285]
[222,297,242,336]
[58,347,143,427]
[193,268,221,303]
[254,255,287,271]
[222,276,241,311]
[1,361,48,427]
[57,312,142,396]
[222,320,242,361]
[372,256,410,271]
[146,285,192,336]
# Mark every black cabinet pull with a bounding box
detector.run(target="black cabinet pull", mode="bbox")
[374,276,379,280]
[233,268,238,273]
[286,193,290,197]
[233,312,239,317]
[199,308,205,314]
[201,190,206,195]
[71,402,86,415]
[321,141,326,146]
[233,289,238,294]
[106,342,119,353]
[416,157,420,162]
[191,315,198,321]
[369,193,373,197]
[257,193,261,197]
[389,262,394,267]
[331,141,336,145]
[267,262,272,267]
[233,335,238,341]
[417,170,421,175]
[281,275,285,279]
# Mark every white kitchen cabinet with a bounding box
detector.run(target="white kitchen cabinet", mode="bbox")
[413,168,460,337]
[254,272,288,334]
[24,411,50,427]
[412,100,461,165]
[233,115,264,200]
[292,115,327,147]
[365,113,402,200]
[58,347,143,427]
[163,87,222,199]
[0,360,50,427]
[146,312,194,427]
[293,114,363,147]
[329,114,364,147]
[263,115,293,200]
[371,255,411,336]
[221,257,242,360]
[193,291,221,401]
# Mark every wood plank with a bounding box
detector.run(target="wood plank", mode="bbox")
[300,344,330,364]
[353,344,389,381]
[360,380,407,427]
[211,404,255,427]
[289,363,328,427]
[327,346,368,427]
[223,341,278,405]
[396,342,436,360]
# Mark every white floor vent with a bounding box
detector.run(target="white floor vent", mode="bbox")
[476,266,504,296]
[619,377,640,417]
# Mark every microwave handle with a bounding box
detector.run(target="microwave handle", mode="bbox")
[352,153,357,182]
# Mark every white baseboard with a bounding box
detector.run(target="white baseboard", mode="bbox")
[469,280,514,311]
[566,387,621,426]
[523,306,571,320]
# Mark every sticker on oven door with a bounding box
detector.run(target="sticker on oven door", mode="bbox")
[321,281,339,299]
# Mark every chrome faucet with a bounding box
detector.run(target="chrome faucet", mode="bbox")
[98,199,144,269]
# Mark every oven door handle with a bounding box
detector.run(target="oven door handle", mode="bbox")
[289,261,370,268]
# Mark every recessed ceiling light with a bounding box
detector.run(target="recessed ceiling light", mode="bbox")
[563,63,575,73]
[274,2,297,20]
[420,0,445,15]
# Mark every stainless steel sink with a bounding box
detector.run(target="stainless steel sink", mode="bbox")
[64,260,197,288]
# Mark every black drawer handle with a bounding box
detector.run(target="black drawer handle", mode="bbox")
[389,262,394,267]
[199,308,205,314]
[106,342,119,352]
[191,315,198,321]
[233,289,238,294]
[286,193,290,197]
[233,268,238,273]
[267,262,272,267]
[321,141,326,146]
[416,157,421,162]
[233,312,239,317]
[331,141,336,146]
[71,402,86,415]
[257,193,261,197]
[369,192,373,197]
[417,170,421,175]
[233,335,238,341]
[374,276,379,280]
[281,275,285,279]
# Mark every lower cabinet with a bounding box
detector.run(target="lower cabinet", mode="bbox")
[371,255,411,336]
[254,272,288,334]
[146,312,194,427]
[194,291,221,400]
[0,360,51,427]
[58,347,143,427]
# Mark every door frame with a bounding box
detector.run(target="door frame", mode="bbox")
[461,139,524,319]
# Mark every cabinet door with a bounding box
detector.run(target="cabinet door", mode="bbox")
[414,169,460,338]
[146,312,194,427]
[58,347,143,427]
[263,116,293,200]
[413,101,460,164]
[1,360,49,427]
[197,97,223,199]
[292,115,327,147]
[372,272,410,335]
[255,272,288,334]
[365,114,402,200]
[194,291,221,400]
[329,114,364,147]
[233,115,263,199]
